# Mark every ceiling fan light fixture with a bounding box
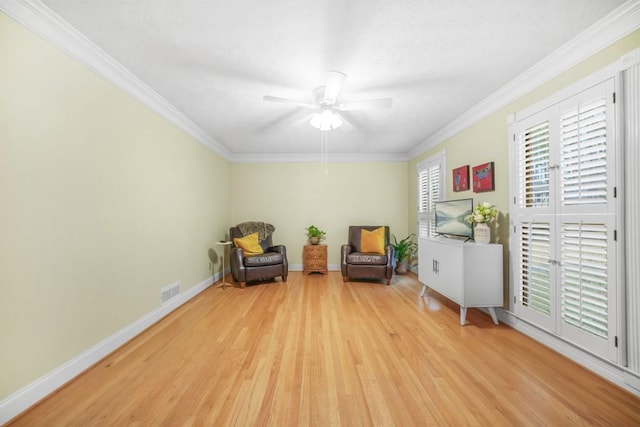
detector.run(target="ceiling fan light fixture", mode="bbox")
[310,109,342,131]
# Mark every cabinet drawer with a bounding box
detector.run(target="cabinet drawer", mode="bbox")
[303,245,327,260]
[304,260,327,270]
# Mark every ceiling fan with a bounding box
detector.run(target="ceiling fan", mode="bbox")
[263,70,392,131]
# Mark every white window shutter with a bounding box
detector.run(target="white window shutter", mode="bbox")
[510,78,617,361]
[417,154,445,239]
[427,164,440,236]
[560,222,609,339]
[560,98,608,207]
[518,121,551,209]
[519,221,552,315]
[418,170,430,219]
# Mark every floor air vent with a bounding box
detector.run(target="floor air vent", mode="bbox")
[160,282,180,305]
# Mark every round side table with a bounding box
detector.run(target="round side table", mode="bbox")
[214,241,233,289]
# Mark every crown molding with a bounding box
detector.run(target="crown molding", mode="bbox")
[228,151,409,163]
[0,0,233,160]
[408,0,640,160]
[4,0,639,164]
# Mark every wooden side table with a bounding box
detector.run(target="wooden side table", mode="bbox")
[303,244,328,275]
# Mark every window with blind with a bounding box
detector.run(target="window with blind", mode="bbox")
[417,152,445,238]
[510,78,618,361]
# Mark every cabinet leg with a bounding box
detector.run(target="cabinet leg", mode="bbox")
[420,284,428,297]
[488,307,499,325]
[460,307,467,326]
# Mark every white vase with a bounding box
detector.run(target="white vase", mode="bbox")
[474,222,491,244]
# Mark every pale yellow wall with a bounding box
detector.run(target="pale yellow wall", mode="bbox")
[408,29,640,305]
[0,12,230,399]
[230,162,408,265]
[3,2,637,407]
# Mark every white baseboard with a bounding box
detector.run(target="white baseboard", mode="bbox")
[497,309,640,397]
[288,264,341,271]
[0,270,225,424]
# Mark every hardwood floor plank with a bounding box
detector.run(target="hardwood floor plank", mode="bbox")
[8,272,640,426]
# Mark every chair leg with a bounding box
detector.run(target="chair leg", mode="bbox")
[386,279,391,286]
[282,275,287,282]
[240,282,246,289]
[342,276,348,283]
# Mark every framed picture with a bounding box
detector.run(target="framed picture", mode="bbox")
[452,165,469,192]
[472,162,495,192]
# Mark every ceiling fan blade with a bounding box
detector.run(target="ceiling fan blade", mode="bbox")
[323,70,347,104]
[336,98,393,111]
[333,110,354,132]
[263,95,317,109]
[256,108,309,132]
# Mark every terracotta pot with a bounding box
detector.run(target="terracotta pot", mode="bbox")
[395,260,408,275]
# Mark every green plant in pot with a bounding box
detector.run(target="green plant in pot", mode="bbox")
[306,225,326,245]
[391,233,417,275]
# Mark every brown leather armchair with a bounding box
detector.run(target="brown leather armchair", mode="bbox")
[230,223,288,288]
[341,226,394,285]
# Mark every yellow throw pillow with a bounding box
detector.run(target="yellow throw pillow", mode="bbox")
[360,227,385,254]
[233,232,264,255]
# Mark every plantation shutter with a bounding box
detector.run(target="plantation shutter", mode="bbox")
[560,222,609,339]
[418,170,429,217]
[519,222,552,315]
[560,99,608,207]
[510,78,617,361]
[518,121,551,209]
[417,153,445,238]
[426,164,440,236]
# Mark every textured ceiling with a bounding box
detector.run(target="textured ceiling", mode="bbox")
[39,0,625,159]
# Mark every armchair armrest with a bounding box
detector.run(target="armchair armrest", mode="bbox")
[341,244,353,276]
[230,247,245,282]
[267,245,286,255]
[385,244,394,266]
[268,244,288,271]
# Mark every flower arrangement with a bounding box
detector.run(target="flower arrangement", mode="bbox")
[465,202,498,224]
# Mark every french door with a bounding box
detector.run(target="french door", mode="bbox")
[510,78,618,361]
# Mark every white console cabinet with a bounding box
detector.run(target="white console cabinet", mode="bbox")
[418,237,503,325]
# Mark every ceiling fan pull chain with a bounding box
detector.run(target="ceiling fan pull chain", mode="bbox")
[325,132,329,175]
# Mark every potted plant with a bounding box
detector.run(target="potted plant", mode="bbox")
[391,233,417,275]
[306,225,326,245]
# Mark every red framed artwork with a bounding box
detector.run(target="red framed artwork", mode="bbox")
[452,165,469,192]
[472,162,495,192]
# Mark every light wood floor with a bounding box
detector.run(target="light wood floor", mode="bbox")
[9,272,640,426]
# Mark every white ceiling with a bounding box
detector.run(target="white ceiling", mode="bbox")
[35,0,627,159]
